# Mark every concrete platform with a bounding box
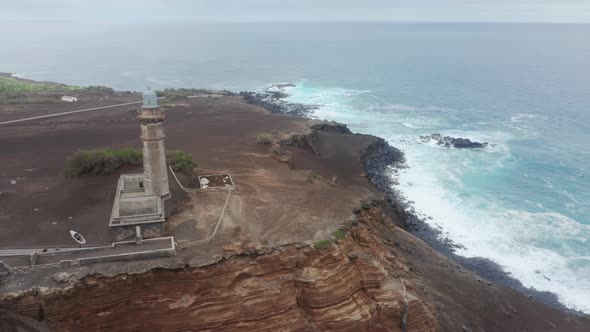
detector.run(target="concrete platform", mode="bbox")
[1,237,176,269]
[109,174,165,227]
[198,174,234,189]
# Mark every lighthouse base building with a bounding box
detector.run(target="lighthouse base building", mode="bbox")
[109,90,171,239]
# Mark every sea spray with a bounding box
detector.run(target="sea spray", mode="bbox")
[274,82,590,314]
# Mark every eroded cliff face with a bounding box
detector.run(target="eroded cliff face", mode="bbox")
[0,205,437,332]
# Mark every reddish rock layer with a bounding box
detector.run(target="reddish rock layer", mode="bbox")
[3,201,590,331]
[1,219,436,332]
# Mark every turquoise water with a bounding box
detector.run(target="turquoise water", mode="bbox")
[1,22,589,312]
[284,83,590,312]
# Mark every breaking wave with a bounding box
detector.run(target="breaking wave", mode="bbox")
[276,82,590,313]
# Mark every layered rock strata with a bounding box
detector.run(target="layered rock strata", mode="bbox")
[1,213,437,332]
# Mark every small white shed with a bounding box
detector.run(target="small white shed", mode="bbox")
[61,95,78,102]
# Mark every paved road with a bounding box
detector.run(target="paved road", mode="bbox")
[0,100,143,126]
[0,94,221,126]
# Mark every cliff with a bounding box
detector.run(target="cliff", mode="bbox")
[1,206,437,332]
[2,85,589,332]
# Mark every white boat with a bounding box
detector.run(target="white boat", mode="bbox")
[69,230,86,244]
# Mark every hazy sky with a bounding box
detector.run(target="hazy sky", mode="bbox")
[2,0,590,23]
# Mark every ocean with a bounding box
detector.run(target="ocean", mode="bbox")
[1,22,589,312]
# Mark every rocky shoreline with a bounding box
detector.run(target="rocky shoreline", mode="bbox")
[255,83,584,316]
[358,136,579,315]
[239,84,318,116]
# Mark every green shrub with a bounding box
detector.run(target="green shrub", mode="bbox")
[85,86,115,95]
[64,148,196,176]
[313,239,332,250]
[64,149,142,176]
[166,150,197,175]
[333,229,347,240]
[156,88,208,98]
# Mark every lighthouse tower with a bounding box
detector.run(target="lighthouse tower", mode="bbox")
[138,89,170,199]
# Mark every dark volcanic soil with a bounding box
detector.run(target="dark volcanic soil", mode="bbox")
[0,94,311,248]
[1,88,589,331]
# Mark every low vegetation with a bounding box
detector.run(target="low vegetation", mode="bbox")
[156,88,208,99]
[85,85,115,95]
[156,88,232,101]
[313,239,333,250]
[166,150,197,174]
[312,230,346,250]
[333,229,347,240]
[64,149,142,176]
[0,92,61,105]
[0,75,116,105]
[64,148,196,176]
[0,74,79,92]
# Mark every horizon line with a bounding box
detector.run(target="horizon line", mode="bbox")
[2,19,590,25]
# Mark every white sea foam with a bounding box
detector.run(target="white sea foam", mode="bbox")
[396,152,590,312]
[561,190,582,205]
[343,89,372,97]
[511,112,547,122]
[369,103,420,112]
[371,103,461,114]
[461,120,510,128]
[543,179,554,188]
[460,116,542,138]
[402,122,418,128]
[276,82,590,313]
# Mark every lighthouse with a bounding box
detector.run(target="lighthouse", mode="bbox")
[138,89,170,199]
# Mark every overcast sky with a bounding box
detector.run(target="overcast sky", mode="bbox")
[2,0,590,23]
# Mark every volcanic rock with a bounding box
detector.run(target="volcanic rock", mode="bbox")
[420,134,488,149]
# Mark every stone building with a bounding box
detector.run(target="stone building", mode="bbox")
[109,90,171,238]
[139,89,170,199]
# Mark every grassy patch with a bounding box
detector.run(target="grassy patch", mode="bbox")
[313,239,333,250]
[85,86,115,95]
[166,150,197,175]
[333,229,347,240]
[156,88,233,102]
[64,149,142,176]
[156,88,213,101]
[0,92,61,105]
[64,148,197,176]
[0,75,79,92]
